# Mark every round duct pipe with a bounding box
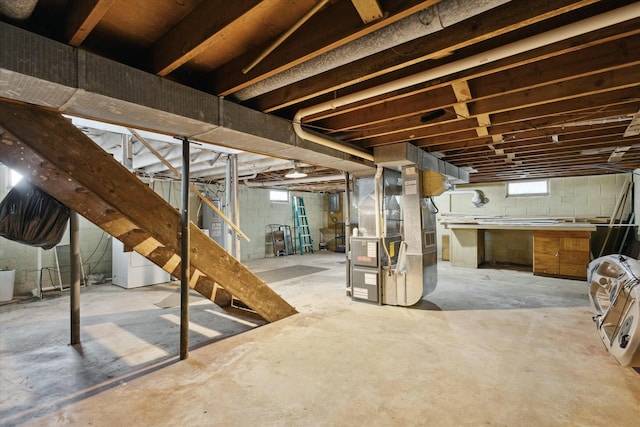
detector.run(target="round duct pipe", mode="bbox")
[444,190,488,207]
[0,0,38,20]
[235,0,510,101]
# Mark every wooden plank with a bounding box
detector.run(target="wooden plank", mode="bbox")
[359,119,478,147]
[242,0,331,75]
[0,101,297,323]
[129,129,250,243]
[66,0,116,46]
[475,114,491,137]
[211,0,440,96]
[1,127,223,303]
[311,85,456,131]
[471,64,640,116]
[300,10,640,132]
[446,134,640,164]
[351,0,384,24]
[276,5,640,131]
[470,35,640,100]
[489,87,640,127]
[151,0,263,76]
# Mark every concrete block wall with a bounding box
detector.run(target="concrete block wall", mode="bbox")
[435,173,633,261]
[0,165,112,296]
[238,187,324,260]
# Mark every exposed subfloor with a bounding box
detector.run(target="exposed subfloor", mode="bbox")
[1,252,638,426]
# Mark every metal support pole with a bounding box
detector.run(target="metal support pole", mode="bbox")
[70,210,80,345]
[180,137,190,360]
[344,172,352,296]
[225,157,232,253]
[232,154,240,260]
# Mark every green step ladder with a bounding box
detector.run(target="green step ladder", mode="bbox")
[293,196,314,254]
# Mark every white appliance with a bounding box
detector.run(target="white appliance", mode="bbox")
[111,239,171,289]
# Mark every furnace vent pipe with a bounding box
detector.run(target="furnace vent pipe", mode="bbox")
[293,3,639,162]
[444,190,488,207]
[0,0,38,20]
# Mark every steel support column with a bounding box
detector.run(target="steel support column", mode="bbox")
[180,137,190,360]
[344,172,352,296]
[70,210,80,345]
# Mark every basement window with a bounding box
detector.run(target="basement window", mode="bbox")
[269,190,289,203]
[507,179,548,197]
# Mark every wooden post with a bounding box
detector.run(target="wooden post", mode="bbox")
[70,210,81,345]
[180,137,190,360]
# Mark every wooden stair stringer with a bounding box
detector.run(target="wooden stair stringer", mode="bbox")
[0,100,297,322]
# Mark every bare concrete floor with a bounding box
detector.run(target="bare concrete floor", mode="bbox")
[1,252,639,426]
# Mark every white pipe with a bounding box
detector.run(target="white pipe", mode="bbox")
[293,4,639,161]
[243,174,345,187]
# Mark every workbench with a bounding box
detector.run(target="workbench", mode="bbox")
[446,223,597,279]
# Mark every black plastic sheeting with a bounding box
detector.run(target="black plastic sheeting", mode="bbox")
[0,180,69,249]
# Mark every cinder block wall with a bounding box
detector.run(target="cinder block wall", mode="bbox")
[0,170,210,297]
[0,165,112,296]
[434,173,633,262]
[239,187,324,260]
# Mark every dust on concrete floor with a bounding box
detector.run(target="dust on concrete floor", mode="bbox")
[1,251,638,426]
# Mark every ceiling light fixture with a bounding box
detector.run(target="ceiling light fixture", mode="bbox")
[285,161,308,179]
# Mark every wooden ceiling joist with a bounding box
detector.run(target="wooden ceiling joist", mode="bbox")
[4,0,639,184]
[151,0,263,76]
[471,65,640,116]
[350,0,384,24]
[211,0,441,96]
[66,0,116,46]
[253,0,608,112]
[444,138,640,169]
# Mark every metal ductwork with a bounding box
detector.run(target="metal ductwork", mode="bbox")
[234,0,510,101]
[0,0,38,20]
[0,22,374,176]
[373,142,470,183]
[443,189,488,207]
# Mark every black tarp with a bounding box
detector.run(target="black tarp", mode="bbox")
[0,180,69,249]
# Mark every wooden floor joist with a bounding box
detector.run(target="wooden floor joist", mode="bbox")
[0,100,297,323]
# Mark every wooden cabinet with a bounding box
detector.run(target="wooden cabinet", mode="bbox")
[533,230,591,279]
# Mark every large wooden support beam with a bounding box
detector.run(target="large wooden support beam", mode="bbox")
[0,100,297,323]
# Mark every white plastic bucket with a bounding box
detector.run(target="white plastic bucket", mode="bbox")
[0,269,15,302]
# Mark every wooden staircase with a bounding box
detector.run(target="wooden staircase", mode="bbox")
[0,101,297,323]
